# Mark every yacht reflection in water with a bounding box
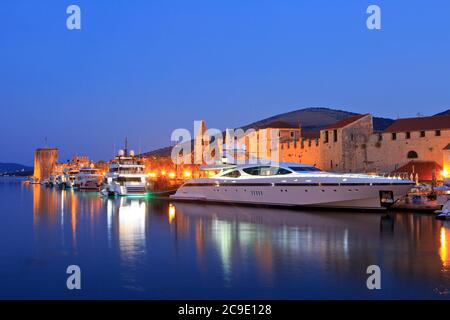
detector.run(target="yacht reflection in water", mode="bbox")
[107,198,147,259]
[171,203,450,297]
[107,198,147,291]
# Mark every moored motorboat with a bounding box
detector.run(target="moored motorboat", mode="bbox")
[170,162,415,210]
[103,147,147,197]
[61,168,79,189]
[74,166,103,190]
[436,199,450,220]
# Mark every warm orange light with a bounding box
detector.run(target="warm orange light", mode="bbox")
[208,171,216,177]
[440,227,449,267]
[441,170,449,178]
[168,204,176,224]
[168,172,176,179]
[161,170,167,176]
[183,170,192,178]
[147,172,157,178]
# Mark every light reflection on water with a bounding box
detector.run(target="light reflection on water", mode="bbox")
[0,177,450,299]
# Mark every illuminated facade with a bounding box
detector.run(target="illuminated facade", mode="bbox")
[33,148,58,182]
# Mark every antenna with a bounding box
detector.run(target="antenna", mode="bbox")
[138,136,141,158]
[124,137,128,157]
[44,137,48,148]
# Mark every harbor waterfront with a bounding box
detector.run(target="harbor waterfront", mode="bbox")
[1,176,450,299]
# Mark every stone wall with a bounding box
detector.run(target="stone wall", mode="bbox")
[365,129,450,173]
[318,115,373,172]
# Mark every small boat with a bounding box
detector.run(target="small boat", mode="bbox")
[436,199,450,220]
[74,167,103,190]
[55,173,68,189]
[48,174,57,188]
[55,168,79,189]
[65,168,79,189]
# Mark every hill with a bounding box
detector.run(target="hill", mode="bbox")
[239,107,393,132]
[0,163,33,176]
[435,109,450,116]
[144,107,395,157]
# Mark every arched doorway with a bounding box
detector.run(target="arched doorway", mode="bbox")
[407,150,418,159]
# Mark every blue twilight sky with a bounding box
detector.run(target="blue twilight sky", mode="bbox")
[1,0,450,165]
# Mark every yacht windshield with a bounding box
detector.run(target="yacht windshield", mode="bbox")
[243,166,292,176]
[222,170,241,178]
[288,166,321,172]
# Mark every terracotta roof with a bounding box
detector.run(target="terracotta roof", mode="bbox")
[383,115,450,133]
[391,161,442,182]
[323,114,369,130]
[301,131,320,139]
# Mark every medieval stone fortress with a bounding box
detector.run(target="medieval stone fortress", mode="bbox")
[273,114,450,182]
[190,113,450,183]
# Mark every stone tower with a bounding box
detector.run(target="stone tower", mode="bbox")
[33,148,58,182]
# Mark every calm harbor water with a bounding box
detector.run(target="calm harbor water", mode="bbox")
[0,177,450,299]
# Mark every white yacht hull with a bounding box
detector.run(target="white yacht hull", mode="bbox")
[171,183,413,210]
[74,179,103,190]
[104,182,146,196]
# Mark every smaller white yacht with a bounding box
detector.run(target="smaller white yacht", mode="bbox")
[62,168,79,189]
[55,173,68,189]
[103,147,147,197]
[47,174,57,187]
[74,166,103,190]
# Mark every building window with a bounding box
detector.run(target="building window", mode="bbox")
[308,140,312,147]
[324,131,329,143]
[290,131,294,138]
[420,131,425,137]
[378,133,383,141]
[406,132,411,139]
[333,130,338,142]
[350,134,354,141]
[436,130,441,136]
[392,132,397,140]
[407,150,418,159]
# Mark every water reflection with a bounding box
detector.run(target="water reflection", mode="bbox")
[171,203,450,297]
[32,186,102,244]
[107,198,147,263]
[27,182,450,298]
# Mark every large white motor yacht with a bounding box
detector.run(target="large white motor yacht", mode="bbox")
[103,149,147,196]
[74,166,103,190]
[170,163,415,210]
